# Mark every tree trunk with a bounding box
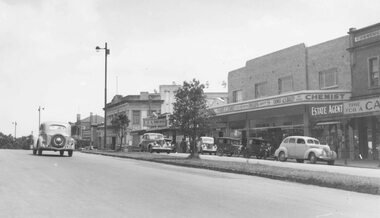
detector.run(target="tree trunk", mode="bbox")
[187,134,200,159]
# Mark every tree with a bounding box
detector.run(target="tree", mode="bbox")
[170,79,215,158]
[111,113,130,151]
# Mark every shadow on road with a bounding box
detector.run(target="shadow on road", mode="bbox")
[28,153,71,158]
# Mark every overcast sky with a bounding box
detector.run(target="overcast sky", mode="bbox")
[1,0,380,137]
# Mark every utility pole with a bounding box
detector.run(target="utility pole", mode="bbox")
[12,121,17,140]
[38,106,44,131]
[96,43,110,149]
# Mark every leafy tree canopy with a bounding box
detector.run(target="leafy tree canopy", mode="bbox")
[111,112,130,150]
[170,79,215,157]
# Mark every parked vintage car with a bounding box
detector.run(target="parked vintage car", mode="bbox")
[215,137,242,156]
[139,133,175,153]
[198,137,217,155]
[274,136,337,165]
[32,121,75,157]
[242,138,276,159]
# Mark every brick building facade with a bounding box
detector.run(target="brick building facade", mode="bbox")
[211,36,352,157]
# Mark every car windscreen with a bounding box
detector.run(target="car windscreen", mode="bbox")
[148,134,164,140]
[48,125,67,130]
[201,137,214,144]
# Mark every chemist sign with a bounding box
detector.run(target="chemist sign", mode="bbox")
[344,97,380,115]
[309,104,343,118]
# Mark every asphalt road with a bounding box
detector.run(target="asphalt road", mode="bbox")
[0,150,379,218]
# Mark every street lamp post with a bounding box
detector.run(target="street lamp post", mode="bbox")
[12,121,17,140]
[38,106,44,131]
[96,43,110,149]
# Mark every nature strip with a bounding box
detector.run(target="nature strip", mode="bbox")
[82,151,380,195]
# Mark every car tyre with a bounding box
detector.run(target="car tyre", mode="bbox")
[68,150,73,157]
[309,153,317,164]
[33,149,37,155]
[278,151,286,162]
[37,149,42,156]
[327,160,335,165]
[296,159,304,163]
[60,151,64,156]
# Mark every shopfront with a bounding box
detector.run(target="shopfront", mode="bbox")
[308,103,345,157]
[344,97,380,160]
[211,90,351,148]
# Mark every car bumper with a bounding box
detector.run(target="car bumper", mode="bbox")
[317,152,337,161]
[39,144,74,151]
[151,147,175,152]
[200,149,217,153]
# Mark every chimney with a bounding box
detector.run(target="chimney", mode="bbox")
[76,114,81,123]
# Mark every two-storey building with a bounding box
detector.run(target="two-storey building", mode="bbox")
[346,23,380,159]
[211,36,352,156]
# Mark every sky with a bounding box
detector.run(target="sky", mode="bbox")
[1,0,380,137]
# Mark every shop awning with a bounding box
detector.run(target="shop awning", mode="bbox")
[250,124,304,130]
[315,121,340,126]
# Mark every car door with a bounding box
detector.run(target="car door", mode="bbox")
[286,137,296,158]
[295,138,307,158]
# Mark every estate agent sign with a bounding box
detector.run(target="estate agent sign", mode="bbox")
[309,104,343,118]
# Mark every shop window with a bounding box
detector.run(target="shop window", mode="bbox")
[132,110,141,125]
[255,82,267,99]
[278,76,293,94]
[232,90,243,103]
[319,68,338,89]
[369,57,379,87]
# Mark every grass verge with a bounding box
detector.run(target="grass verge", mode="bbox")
[82,150,380,195]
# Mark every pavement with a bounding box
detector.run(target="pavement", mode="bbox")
[334,159,380,169]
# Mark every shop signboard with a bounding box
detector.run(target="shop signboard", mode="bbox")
[344,97,380,115]
[213,91,351,115]
[309,104,343,118]
[143,118,167,127]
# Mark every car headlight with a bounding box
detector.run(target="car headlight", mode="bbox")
[321,150,326,156]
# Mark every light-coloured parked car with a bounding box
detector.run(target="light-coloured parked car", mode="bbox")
[274,136,337,165]
[198,137,217,155]
[139,133,175,153]
[32,121,75,157]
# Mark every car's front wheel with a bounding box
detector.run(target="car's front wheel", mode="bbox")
[68,150,73,157]
[309,153,316,164]
[278,151,287,162]
[60,151,64,156]
[38,149,42,156]
[33,149,37,155]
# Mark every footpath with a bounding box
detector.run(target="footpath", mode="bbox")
[81,150,380,195]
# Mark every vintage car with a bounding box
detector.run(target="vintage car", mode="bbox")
[274,136,337,165]
[198,137,217,155]
[139,133,175,153]
[242,138,276,159]
[215,137,242,156]
[32,121,75,157]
